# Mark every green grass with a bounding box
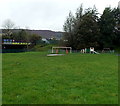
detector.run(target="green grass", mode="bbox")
[2,52,118,104]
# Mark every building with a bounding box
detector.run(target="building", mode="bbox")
[42,38,49,43]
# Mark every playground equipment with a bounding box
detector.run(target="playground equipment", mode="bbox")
[81,47,99,54]
[52,47,72,54]
[47,47,72,56]
[90,47,94,53]
[81,48,86,53]
[93,51,100,54]
[102,48,111,53]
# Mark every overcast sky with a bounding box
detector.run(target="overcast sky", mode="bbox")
[0,0,119,31]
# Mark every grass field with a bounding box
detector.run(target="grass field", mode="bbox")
[2,52,118,104]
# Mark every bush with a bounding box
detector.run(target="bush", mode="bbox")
[115,47,120,53]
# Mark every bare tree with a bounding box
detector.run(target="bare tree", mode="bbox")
[2,19,15,37]
[2,19,15,30]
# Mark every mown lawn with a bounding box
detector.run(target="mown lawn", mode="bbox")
[2,52,118,104]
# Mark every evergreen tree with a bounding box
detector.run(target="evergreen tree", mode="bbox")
[63,11,75,47]
[63,6,100,49]
[112,8,120,47]
[99,7,116,48]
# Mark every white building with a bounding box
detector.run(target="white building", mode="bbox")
[42,38,49,43]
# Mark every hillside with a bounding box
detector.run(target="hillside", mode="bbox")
[28,30,63,40]
[2,29,63,40]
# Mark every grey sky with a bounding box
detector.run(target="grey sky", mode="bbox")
[0,0,119,31]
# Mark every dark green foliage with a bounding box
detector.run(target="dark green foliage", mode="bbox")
[29,34,42,45]
[112,8,120,47]
[63,5,120,50]
[48,39,59,45]
[12,30,29,42]
[74,8,100,49]
[99,7,120,48]
[63,6,100,49]
[63,11,75,48]
[99,7,116,48]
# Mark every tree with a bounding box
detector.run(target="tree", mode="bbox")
[29,34,42,45]
[63,5,120,50]
[99,7,116,48]
[2,19,15,38]
[2,19,15,30]
[12,29,29,42]
[75,4,83,20]
[112,7,120,47]
[63,6,100,49]
[63,11,75,47]
[63,11,74,33]
[75,7,100,49]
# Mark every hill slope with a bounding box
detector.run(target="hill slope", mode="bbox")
[2,29,63,40]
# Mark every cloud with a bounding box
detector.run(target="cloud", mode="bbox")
[0,0,119,31]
